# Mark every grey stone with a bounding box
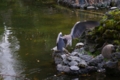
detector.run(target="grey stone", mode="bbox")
[89,54,104,66]
[68,60,78,66]
[70,66,79,71]
[57,64,70,72]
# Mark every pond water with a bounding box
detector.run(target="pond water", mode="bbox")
[0,0,119,80]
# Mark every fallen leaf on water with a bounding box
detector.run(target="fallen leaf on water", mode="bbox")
[37,60,40,62]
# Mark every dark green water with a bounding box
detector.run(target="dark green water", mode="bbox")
[0,0,117,80]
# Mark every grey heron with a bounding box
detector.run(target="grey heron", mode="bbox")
[56,21,100,52]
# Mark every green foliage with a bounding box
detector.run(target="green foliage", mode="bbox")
[87,9,120,48]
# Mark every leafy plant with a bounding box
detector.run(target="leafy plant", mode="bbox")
[86,9,120,53]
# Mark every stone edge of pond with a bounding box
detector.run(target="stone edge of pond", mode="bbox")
[57,0,120,10]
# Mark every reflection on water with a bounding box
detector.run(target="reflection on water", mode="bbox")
[0,24,24,80]
[44,72,120,80]
[43,73,106,80]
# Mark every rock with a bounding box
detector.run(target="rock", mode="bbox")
[104,60,118,69]
[54,56,63,64]
[86,66,98,73]
[110,6,118,10]
[97,68,106,73]
[78,59,87,68]
[73,49,82,53]
[52,45,120,76]
[61,54,67,59]
[63,58,69,65]
[79,47,85,54]
[57,64,70,73]
[70,66,79,71]
[76,42,84,46]
[68,60,78,66]
[74,42,85,54]
[97,61,106,69]
[102,52,120,76]
[89,54,104,66]
[57,64,63,72]
[67,56,81,62]
[104,60,120,76]
[80,66,97,74]
[79,54,93,64]
[101,44,115,59]
[87,6,95,10]
[111,52,120,60]
[70,52,80,56]
[69,66,80,74]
